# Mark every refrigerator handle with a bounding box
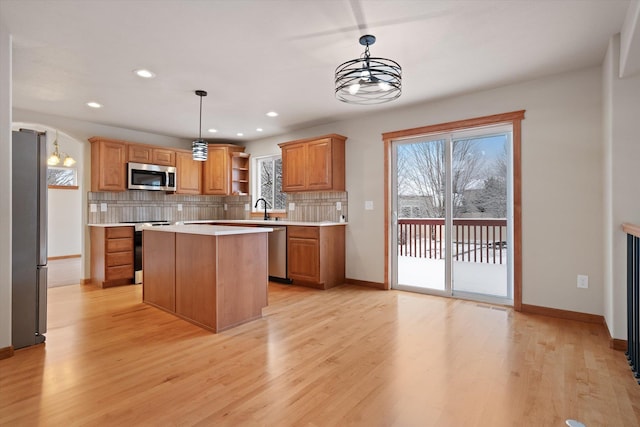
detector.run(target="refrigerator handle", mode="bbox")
[37,266,48,335]
[38,133,48,265]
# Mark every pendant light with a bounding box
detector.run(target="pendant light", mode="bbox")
[335,35,402,105]
[192,90,208,161]
[47,130,76,167]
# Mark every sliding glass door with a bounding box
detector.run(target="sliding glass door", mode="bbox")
[391,124,513,305]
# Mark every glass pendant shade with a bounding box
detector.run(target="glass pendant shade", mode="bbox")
[47,153,60,166]
[63,155,76,167]
[192,90,208,161]
[192,139,208,161]
[335,35,402,105]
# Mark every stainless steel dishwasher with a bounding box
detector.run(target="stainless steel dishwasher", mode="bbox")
[267,226,292,283]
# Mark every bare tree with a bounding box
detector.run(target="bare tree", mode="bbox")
[472,144,507,217]
[259,157,286,210]
[398,139,483,217]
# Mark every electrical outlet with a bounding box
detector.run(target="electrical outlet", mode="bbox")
[177,204,183,212]
[224,203,228,211]
[336,201,342,211]
[90,203,97,213]
[244,204,250,211]
[365,201,374,210]
[577,275,589,289]
[289,202,295,211]
[100,203,107,212]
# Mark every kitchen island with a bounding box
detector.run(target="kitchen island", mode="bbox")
[142,224,271,332]
[185,220,347,289]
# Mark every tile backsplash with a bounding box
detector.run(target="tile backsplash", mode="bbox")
[87,191,348,224]
[286,191,348,223]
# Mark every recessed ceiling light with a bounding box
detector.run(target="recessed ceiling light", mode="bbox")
[208,128,218,133]
[256,128,263,132]
[266,111,278,117]
[87,101,102,109]
[133,69,156,78]
[237,133,244,137]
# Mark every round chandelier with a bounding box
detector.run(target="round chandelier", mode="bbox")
[335,34,402,105]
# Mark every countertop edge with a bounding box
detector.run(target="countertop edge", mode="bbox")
[185,220,348,227]
[88,220,348,228]
[142,224,273,236]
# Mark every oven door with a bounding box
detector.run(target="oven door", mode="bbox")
[134,228,143,283]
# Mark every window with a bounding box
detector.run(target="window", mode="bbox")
[47,166,78,189]
[253,155,286,211]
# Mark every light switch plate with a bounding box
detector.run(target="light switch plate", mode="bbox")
[100,203,107,212]
[90,203,97,213]
[224,203,228,211]
[365,201,374,210]
[177,204,183,211]
[289,202,295,211]
[577,275,589,289]
[244,203,250,211]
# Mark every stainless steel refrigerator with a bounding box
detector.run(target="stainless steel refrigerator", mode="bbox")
[12,129,47,349]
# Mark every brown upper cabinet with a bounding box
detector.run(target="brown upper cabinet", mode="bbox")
[90,137,248,195]
[89,137,128,192]
[175,150,202,195]
[279,134,347,192]
[202,144,247,195]
[128,145,176,166]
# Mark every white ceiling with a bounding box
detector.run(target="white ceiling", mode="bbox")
[1,0,632,142]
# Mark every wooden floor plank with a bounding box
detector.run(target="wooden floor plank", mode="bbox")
[1,283,639,426]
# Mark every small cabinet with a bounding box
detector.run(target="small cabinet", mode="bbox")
[152,148,176,166]
[231,152,250,195]
[128,145,176,166]
[89,137,128,192]
[175,150,202,194]
[287,225,345,289]
[202,144,246,195]
[90,226,134,288]
[279,134,346,192]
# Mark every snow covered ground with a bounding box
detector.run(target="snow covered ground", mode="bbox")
[397,254,508,297]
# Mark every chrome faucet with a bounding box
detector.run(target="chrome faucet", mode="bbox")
[254,197,270,220]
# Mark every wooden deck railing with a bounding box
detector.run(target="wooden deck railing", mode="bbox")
[398,218,508,264]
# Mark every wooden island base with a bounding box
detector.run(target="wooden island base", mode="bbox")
[143,226,269,332]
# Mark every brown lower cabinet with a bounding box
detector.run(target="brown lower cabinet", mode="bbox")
[142,229,268,332]
[287,225,345,289]
[89,226,134,288]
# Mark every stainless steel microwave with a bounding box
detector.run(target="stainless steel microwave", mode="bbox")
[127,162,176,191]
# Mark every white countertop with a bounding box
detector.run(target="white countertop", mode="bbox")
[88,223,136,227]
[141,224,273,236]
[89,220,347,228]
[185,219,347,227]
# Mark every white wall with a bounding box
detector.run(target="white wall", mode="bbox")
[0,15,12,349]
[47,130,83,257]
[245,66,605,316]
[603,34,640,339]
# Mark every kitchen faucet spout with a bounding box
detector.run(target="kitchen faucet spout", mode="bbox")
[254,197,270,220]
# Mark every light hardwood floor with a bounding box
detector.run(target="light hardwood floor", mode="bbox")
[1,283,639,426]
